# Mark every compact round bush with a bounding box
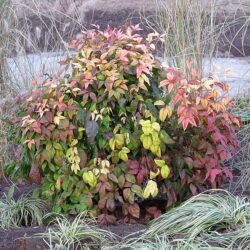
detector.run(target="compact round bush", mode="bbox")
[15,25,240,224]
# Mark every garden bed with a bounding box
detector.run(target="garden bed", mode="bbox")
[1,175,249,250]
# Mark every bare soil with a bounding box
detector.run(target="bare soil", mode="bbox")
[0,223,146,250]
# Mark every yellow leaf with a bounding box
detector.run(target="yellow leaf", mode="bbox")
[139,119,151,127]
[70,139,78,147]
[150,144,161,157]
[154,100,165,106]
[151,131,161,145]
[143,180,158,199]
[83,171,97,188]
[72,88,81,92]
[115,134,125,148]
[152,122,161,132]
[142,126,153,135]
[204,79,215,89]
[141,134,152,149]
[159,106,172,122]
[113,124,121,134]
[100,168,110,175]
[165,106,172,118]
[201,99,208,108]
[150,169,160,179]
[71,163,80,174]
[118,147,130,161]
[54,112,66,125]
[141,73,150,84]
[138,76,148,91]
[55,178,61,190]
[109,138,115,151]
[159,107,167,122]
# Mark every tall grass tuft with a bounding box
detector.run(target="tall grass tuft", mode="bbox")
[38,212,118,250]
[0,186,49,229]
[143,0,219,76]
[0,0,12,94]
[122,190,250,249]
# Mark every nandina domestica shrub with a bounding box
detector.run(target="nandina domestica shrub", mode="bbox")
[13,25,240,224]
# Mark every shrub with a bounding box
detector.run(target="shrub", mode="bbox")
[12,25,240,223]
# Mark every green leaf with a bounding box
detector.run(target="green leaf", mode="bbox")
[97,73,105,81]
[131,184,143,198]
[125,174,136,184]
[161,164,170,179]
[146,102,158,118]
[154,159,166,168]
[118,174,125,188]
[108,174,118,183]
[62,178,70,191]
[77,109,86,125]
[160,131,175,144]
[53,142,63,151]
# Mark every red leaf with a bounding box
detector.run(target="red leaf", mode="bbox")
[79,149,88,169]
[189,183,197,195]
[136,170,145,184]
[127,160,139,170]
[159,80,169,88]
[128,203,140,218]
[219,150,227,161]
[31,122,41,134]
[98,214,116,225]
[29,164,42,185]
[123,188,131,200]
[106,198,115,212]
[146,206,162,218]
[122,203,129,216]
[209,158,218,168]
[98,199,106,209]
[27,139,35,150]
[184,157,193,168]
[206,169,223,182]
[89,92,97,102]
[168,83,174,92]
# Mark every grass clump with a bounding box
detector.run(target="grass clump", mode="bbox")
[0,186,49,229]
[38,212,118,250]
[145,190,250,239]
[122,190,250,249]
